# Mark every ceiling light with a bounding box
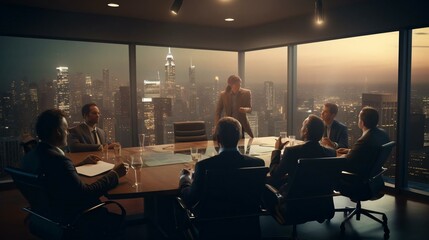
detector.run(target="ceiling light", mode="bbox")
[170,0,183,15]
[315,0,324,25]
[225,18,234,22]
[107,3,119,8]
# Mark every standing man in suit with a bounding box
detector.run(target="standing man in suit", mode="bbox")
[269,114,336,189]
[21,109,127,237]
[337,106,390,177]
[215,75,254,138]
[68,103,116,152]
[320,102,349,149]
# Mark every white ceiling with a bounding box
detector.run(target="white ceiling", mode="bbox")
[0,0,367,28]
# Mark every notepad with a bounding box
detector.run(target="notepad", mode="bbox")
[76,161,114,177]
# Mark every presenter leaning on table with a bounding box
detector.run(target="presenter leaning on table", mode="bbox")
[68,102,116,152]
[21,109,128,238]
[215,75,254,138]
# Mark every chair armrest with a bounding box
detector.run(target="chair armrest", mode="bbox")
[71,200,126,226]
[23,207,63,227]
[369,167,387,182]
[176,197,195,220]
[265,184,284,203]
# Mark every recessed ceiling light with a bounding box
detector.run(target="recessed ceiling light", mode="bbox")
[108,3,119,8]
[225,18,234,22]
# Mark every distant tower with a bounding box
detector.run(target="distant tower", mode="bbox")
[264,81,274,111]
[102,68,110,108]
[189,61,197,117]
[56,66,70,116]
[212,76,220,105]
[144,80,161,98]
[163,48,176,100]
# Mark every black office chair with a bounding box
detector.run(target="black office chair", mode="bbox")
[173,121,207,143]
[176,166,269,240]
[5,167,126,240]
[335,141,396,239]
[265,157,346,239]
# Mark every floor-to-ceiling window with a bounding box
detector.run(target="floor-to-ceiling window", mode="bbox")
[136,46,237,145]
[0,36,129,181]
[409,27,429,192]
[245,47,288,138]
[296,32,399,184]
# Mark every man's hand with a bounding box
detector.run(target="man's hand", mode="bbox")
[179,168,193,187]
[321,137,335,148]
[336,148,350,155]
[275,136,289,150]
[239,107,250,113]
[112,162,127,178]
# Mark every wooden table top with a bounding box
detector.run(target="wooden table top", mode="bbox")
[66,136,297,199]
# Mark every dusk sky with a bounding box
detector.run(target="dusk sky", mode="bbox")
[1,28,428,91]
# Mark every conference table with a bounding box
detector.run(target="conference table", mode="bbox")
[66,136,295,238]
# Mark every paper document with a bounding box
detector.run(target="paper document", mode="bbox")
[76,161,114,177]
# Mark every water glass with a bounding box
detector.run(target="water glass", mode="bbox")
[280,131,287,139]
[130,154,143,188]
[190,147,201,167]
[113,143,122,160]
[101,143,109,161]
[288,135,296,146]
[139,134,145,152]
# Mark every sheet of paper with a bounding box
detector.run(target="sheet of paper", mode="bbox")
[76,161,114,177]
[143,152,191,167]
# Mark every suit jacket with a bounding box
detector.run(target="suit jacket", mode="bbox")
[328,120,349,148]
[180,150,264,207]
[345,127,390,177]
[215,88,254,138]
[68,123,107,152]
[21,142,118,222]
[269,140,336,188]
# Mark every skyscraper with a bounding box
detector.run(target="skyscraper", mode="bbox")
[189,62,198,117]
[163,48,176,100]
[56,66,70,117]
[264,81,274,111]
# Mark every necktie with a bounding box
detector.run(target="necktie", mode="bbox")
[92,130,99,144]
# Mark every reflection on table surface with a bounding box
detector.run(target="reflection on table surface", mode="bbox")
[66,136,299,199]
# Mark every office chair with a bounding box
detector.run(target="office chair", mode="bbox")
[335,141,395,239]
[265,157,346,239]
[176,166,269,240]
[173,121,207,143]
[5,167,126,240]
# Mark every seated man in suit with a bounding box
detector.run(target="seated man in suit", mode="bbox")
[22,109,128,238]
[269,114,336,189]
[337,106,390,193]
[178,117,264,239]
[179,116,264,206]
[320,102,348,149]
[68,103,116,152]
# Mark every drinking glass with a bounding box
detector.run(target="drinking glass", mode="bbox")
[288,135,296,146]
[280,131,287,139]
[113,143,122,161]
[139,134,145,152]
[101,143,109,161]
[130,154,143,188]
[190,147,201,168]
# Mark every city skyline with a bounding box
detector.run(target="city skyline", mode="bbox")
[1,29,428,92]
